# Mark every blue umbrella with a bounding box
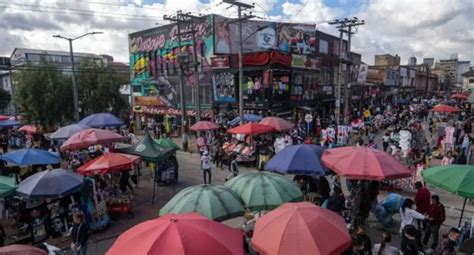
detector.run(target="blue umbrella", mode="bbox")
[78,113,123,128]
[16,168,83,199]
[265,144,326,176]
[0,119,21,128]
[50,124,89,140]
[0,149,61,166]
[229,114,262,125]
[397,99,408,105]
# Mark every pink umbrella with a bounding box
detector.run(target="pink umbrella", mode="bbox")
[321,146,412,180]
[190,121,219,131]
[227,123,274,135]
[60,128,124,151]
[0,115,10,121]
[259,117,294,132]
[19,125,39,134]
[0,244,47,255]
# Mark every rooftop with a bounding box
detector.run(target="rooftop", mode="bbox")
[462,69,474,77]
[11,48,103,59]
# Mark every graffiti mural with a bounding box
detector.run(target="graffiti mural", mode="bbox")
[129,16,214,106]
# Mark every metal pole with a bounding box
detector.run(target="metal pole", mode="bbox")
[69,39,80,121]
[335,29,344,125]
[459,197,467,227]
[177,22,188,152]
[191,31,201,121]
[8,68,17,115]
[344,26,352,124]
[238,6,244,125]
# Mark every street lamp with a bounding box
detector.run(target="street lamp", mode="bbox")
[53,31,103,121]
[238,25,268,124]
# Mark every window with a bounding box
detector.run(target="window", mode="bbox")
[319,40,328,54]
[469,79,474,84]
[61,56,71,63]
[26,54,41,62]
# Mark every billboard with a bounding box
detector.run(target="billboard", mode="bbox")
[128,15,214,106]
[357,64,368,84]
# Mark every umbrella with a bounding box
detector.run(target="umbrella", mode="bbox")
[155,138,180,150]
[190,120,219,131]
[0,115,10,121]
[0,244,47,255]
[421,165,474,226]
[225,171,303,211]
[321,146,412,180]
[16,168,83,199]
[229,114,262,125]
[50,124,89,140]
[0,119,20,128]
[60,128,124,151]
[19,125,39,134]
[77,153,141,176]
[0,148,61,166]
[451,93,468,100]
[431,104,459,113]
[78,113,123,128]
[398,99,408,105]
[227,123,274,135]
[265,144,326,176]
[0,176,17,198]
[106,213,244,255]
[159,184,244,222]
[259,117,294,132]
[251,202,351,255]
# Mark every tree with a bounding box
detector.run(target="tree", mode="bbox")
[0,88,11,111]
[14,58,74,128]
[76,59,129,119]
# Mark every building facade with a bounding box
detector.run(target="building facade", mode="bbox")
[462,69,474,90]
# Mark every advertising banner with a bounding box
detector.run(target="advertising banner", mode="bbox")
[357,63,368,84]
[277,23,317,54]
[290,55,321,70]
[212,72,237,103]
[211,56,230,69]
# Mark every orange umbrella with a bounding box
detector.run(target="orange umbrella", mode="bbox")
[60,128,124,151]
[431,104,459,113]
[77,153,140,176]
[19,125,39,134]
[0,244,47,255]
[106,213,244,255]
[259,117,294,132]
[251,202,351,255]
[321,146,412,180]
[227,123,274,135]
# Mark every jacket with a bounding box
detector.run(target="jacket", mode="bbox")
[437,234,456,255]
[414,187,431,214]
[428,202,445,226]
[71,223,89,245]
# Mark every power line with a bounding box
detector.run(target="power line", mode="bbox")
[289,0,309,22]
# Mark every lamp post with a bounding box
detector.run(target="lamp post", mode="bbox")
[238,25,268,124]
[53,32,103,121]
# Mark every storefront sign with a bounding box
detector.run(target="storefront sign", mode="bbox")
[134,96,170,107]
[291,55,321,70]
[211,56,230,69]
[212,72,236,103]
[291,55,306,69]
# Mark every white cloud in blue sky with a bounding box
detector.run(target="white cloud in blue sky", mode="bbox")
[0,0,472,65]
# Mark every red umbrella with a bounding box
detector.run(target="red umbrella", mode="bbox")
[106,212,244,255]
[451,93,468,100]
[0,115,10,121]
[251,202,351,255]
[0,244,47,255]
[259,117,294,132]
[60,128,124,151]
[19,125,39,134]
[190,120,219,131]
[77,153,141,176]
[227,123,274,135]
[321,146,412,180]
[431,104,459,113]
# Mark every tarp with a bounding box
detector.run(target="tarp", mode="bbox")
[117,132,175,163]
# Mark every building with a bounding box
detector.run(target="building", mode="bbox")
[423,58,434,68]
[408,56,417,66]
[374,54,400,66]
[434,55,471,90]
[462,69,474,90]
[10,48,107,69]
[129,14,354,125]
[457,61,470,86]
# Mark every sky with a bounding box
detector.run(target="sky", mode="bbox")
[1,0,473,65]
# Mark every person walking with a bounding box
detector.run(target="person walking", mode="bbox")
[201,151,212,184]
[373,232,400,255]
[225,154,239,182]
[382,132,390,152]
[423,195,446,252]
[70,212,89,255]
[119,170,134,194]
[414,181,430,228]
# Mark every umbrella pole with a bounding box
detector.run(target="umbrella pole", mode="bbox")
[152,171,157,205]
[459,197,467,227]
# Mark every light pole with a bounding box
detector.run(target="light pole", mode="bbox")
[53,31,103,121]
[238,25,268,124]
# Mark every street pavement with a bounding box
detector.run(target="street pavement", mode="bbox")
[58,125,473,254]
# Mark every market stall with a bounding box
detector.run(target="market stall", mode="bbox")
[225,123,274,164]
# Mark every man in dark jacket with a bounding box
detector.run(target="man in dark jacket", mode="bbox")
[423,195,446,251]
[327,187,345,215]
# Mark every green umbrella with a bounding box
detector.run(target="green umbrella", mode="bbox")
[0,176,17,198]
[159,184,245,222]
[421,164,474,226]
[225,171,304,211]
[155,138,180,150]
